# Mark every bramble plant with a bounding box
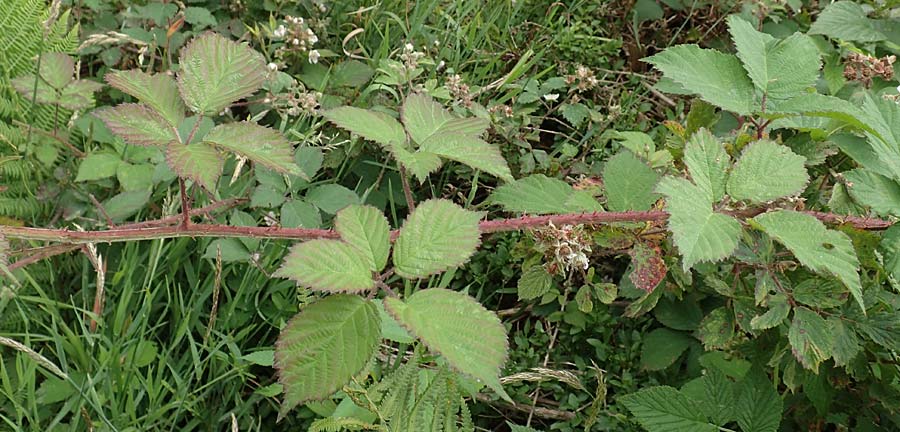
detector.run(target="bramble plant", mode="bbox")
[2,3,900,431]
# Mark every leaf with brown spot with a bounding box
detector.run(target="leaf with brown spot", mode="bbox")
[628,242,667,292]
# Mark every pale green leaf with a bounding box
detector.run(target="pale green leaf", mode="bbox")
[102,189,152,222]
[751,210,863,312]
[306,184,360,214]
[177,32,267,115]
[275,295,380,413]
[275,239,374,292]
[684,128,730,203]
[384,289,510,401]
[641,328,693,371]
[728,16,820,103]
[735,367,783,432]
[769,94,884,144]
[94,104,180,147]
[203,122,304,177]
[656,177,741,271]
[389,145,443,182]
[402,93,489,144]
[392,199,483,279]
[373,299,413,344]
[490,175,603,214]
[643,45,755,115]
[165,141,223,190]
[603,151,660,211]
[727,140,808,203]
[323,107,407,147]
[105,69,186,126]
[116,163,155,192]
[809,1,888,42]
[828,317,860,367]
[58,80,104,110]
[75,153,122,182]
[788,307,832,372]
[620,386,718,432]
[281,200,322,229]
[518,265,553,300]
[508,423,544,432]
[418,135,513,181]
[39,53,74,89]
[335,205,391,272]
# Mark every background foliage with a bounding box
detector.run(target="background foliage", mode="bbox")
[1,0,899,431]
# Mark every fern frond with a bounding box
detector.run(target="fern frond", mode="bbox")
[308,417,386,432]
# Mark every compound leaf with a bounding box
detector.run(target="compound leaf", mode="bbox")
[335,205,391,272]
[275,295,380,414]
[275,239,375,292]
[203,122,304,177]
[177,32,267,115]
[384,289,510,401]
[392,199,483,279]
[94,103,180,147]
[752,210,863,312]
[727,140,808,203]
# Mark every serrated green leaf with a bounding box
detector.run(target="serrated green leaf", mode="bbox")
[177,32,266,115]
[373,299,413,344]
[735,367,783,432]
[102,189,152,222]
[39,53,74,89]
[654,297,703,331]
[203,122,304,177]
[844,169,900,218]
[116,163,155,192]
[306,184,360,214]
[105,69,186,126]
[656,177,741,271]
[165,141,222,190]
[281,200,321,229]
[751,210,863,312]
[94,104,180,147]
[728,16,820,103]
[727,140,808,203]
[384,289,510,401]
[641,328,693,371]
[518,265,553,300]
[880,225,900,281]
[828,317,861,367]
[750,294,790,330]
[335,205,391,272]
[769,94,885,144]
[389,145,443,183]
[643,45,755,115]
[323,107,407,147]
[392,199,483,279]
[507,423,544,432]
[419,134,512,181]
[275,239,375,292]
[792,278,848,309]
[683,128,729,203]
[620,386,718,432]
[854,312,900,352]
[788,307,832,372]
[59,80,105,110]
[575,285,594,313]
[275,295,380,414]
[680,368,736,426]
[603,151,660,211]
[402,93,489,144]
[490,175,603,214]
[809,1,887,42]
[75,153,122,182]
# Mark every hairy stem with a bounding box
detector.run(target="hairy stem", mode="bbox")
[398,164,416,211]
[0,210,892,246]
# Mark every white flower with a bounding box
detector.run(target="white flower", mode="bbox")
[273,25,286,38]
[267,62,278,71]
[543,93,560,102]
[308,49,320,64]
[307,29,318,44]
[404,43,414,52]
[263,98,272,104]
[292,38,300,46]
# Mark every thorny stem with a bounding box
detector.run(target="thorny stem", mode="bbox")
[179,179,191,228]
[0,210,893,246]
[398,164,416,211]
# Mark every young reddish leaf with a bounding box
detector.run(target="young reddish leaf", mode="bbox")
[203,122,305,178]
[105,69,186,126]
[629,242,668,292]
[177,32,267,115]
[94,104,180,147]
[165,141,223,190]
